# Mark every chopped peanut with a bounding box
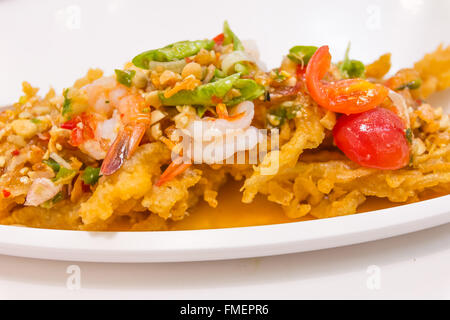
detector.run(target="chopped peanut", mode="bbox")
[145,91,162,108]
[159,70,181,87]
[11,119,38,139]
[194,48,214,65]
[181,62,203,80]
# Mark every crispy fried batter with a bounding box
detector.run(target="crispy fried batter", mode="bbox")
[78,142,171,225]
[256,108,450,219]
[414,45,450,98]
[241,104,326,203]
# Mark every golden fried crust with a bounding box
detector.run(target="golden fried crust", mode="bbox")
[78,142,170,226]
[414,44,450,98]
[241,105,326,203]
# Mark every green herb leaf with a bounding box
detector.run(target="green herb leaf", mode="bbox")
[338,43,365,79]
[267,103,301,127]
[159,73,264,107]
[43,159,61,173]
[115,69,136,87]
[196,105,208,117]
[62,89,72,117]
[82,166,101,186]
[132,40,215,69]
[41,192,63,209]
[234,62,249,75]
[30,118,41,124]
[53,167,77,185]
[226,79,265,106]
[52,192,63,204]
[397,79,422,91]
[223,21,244,51]
[211,68,227,82]
[160,73,240,106]
[272,69,289,81]
[405,128,413,144]
[287,46,318,66]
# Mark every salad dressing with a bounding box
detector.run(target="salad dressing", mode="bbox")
[170,180,445,231]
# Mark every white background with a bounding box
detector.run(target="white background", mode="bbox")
[0,0,449,299]
[1,0,449,105]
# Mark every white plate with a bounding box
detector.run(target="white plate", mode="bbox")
[0,196,449,262]
[0,0,449,262]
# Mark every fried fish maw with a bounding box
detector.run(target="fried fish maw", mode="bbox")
[241,105,326,203]
[414,44,450,98]
[365,53,391,79]
[78,142,170,226]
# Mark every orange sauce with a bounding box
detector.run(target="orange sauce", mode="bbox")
[169,180,447,231]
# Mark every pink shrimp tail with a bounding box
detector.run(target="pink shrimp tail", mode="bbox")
[127,123,148,159]
[101,123,150,175]
[100,128,131,176]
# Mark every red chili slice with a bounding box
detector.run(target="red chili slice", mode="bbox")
[305,46,389,114]
[213,33,225,46]
[62,113,97,146]
[2,189,11,198]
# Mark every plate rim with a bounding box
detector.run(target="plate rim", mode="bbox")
[0,194,449,263]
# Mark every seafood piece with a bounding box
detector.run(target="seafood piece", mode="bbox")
[186,102,262,161]
[24,178,62,206]
[75,76,151,175]
[71,113,120,160]
[155,101,262,186]
[98,91,151,175]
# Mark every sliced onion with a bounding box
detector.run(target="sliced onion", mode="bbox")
[148,60,187,73]
[50,152,72,170]
[242,39,267,71]
[150,110,167,125]
[388,89,411,128]
[25,178,62,206]
[220,50,256,75]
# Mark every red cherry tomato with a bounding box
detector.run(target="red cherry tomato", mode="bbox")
[333,108,410,170]
[306,46,389,114]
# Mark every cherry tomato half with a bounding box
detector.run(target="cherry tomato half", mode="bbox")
[306,46,389,114]
[333,107,410,170]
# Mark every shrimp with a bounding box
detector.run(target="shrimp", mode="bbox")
[190,101,255,140]
[80,76,152,175]
[70,113,119,160]
[184,101,262,163]
[155,101,261,186]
